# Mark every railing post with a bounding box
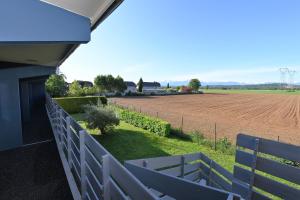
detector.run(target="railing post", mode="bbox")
[66,116,72,168]
[180,156,185,178]
[102,155,111,200]
[80,130,87,199]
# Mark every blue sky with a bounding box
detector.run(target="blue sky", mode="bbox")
[62,0,300,84]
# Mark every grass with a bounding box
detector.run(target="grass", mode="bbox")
[72,113,299,199]
[202,88,300,95]
[72,113,235,171]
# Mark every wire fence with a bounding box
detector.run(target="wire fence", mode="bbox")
[108,99,299,146]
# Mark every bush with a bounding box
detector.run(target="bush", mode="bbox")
[83,105,119,134]
[216,138,235,154]
[55,96,107,114]
[191,131,205,144]
[116,108,171,136]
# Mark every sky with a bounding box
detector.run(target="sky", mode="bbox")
[61,0,300,84]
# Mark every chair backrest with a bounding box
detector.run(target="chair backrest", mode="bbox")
[233,133,300,200]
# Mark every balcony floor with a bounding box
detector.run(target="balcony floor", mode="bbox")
[0,141,73,200]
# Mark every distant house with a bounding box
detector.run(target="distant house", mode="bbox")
[143,82,161,90]
[124,81,137,93]
[77,80,93,87]
[142,82,162,94]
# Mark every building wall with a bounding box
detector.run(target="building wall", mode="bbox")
[125,86,137,93]
[0,66,55,150]
[143,86,160,90]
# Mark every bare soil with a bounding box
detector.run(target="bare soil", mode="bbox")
[112,94,300,145]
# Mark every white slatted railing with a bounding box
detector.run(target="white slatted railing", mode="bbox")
[125,153,241,199]
[233,133,300,200]
[46,94,158,200]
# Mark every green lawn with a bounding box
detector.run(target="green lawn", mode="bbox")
[72,113,299,199]
[72,113,235,171]
[202,88,300,95]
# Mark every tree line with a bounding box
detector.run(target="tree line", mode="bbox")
[46,74,128,97]
[46,72,202,97]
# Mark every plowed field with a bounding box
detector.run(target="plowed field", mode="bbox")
[112,94,300,145]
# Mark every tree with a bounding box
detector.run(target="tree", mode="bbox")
[45,74,67,97]
[114,75,127,92]
[188,78,201,91]
[137,78,143,92]
[94,75,107,92]
[68,81,84,96]
[167,83,170,88]
[94,74,126,93]
[82,86,97,96]
[106,75,115,92]
[83,104,119,134]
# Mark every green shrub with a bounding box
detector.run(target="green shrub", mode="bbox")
[191,130,205,144]
[83,105,119,134]
[216,137,235,154]
[116,108,171,136]
[55,96,107,114]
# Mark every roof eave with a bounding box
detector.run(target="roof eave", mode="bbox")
[57,0,124,67]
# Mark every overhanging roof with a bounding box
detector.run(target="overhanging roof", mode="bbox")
[0,0,123,67]
[41,0,123,29]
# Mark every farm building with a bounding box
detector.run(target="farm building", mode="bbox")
[143,81,161,90]
[124,81,137,93]
[141,81,162,94]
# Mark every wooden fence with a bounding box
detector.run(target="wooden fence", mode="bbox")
[46,95,157,200]
[233,133,300,200]
[125,153,241,199]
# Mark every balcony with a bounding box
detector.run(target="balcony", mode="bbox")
[45,94,300,200]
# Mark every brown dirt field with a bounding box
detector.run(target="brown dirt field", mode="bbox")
[112,94,300,145]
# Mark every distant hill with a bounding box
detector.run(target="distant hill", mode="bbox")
[160,81,300,90]
[160,81,245,87]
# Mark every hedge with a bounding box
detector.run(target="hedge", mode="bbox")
[54,96,107,114]
[116,108,171,137]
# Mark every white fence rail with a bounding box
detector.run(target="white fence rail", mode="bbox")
[233,134,300,200]
[46,95,157,200]
[125,153,241,200]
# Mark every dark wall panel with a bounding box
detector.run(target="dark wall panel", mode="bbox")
[0,66,55,150]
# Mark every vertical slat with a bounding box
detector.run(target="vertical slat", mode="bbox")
[248,138,259,200]
[180,156,185,178]
[59,109,64,144]
[66,116,72,168]
[208,160,213,186]
[55,105,59,135]
[102,155,111,200]
[80,130,87,199]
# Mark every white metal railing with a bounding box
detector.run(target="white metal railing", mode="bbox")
[46,94,157,200]
[125,153,241,200]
